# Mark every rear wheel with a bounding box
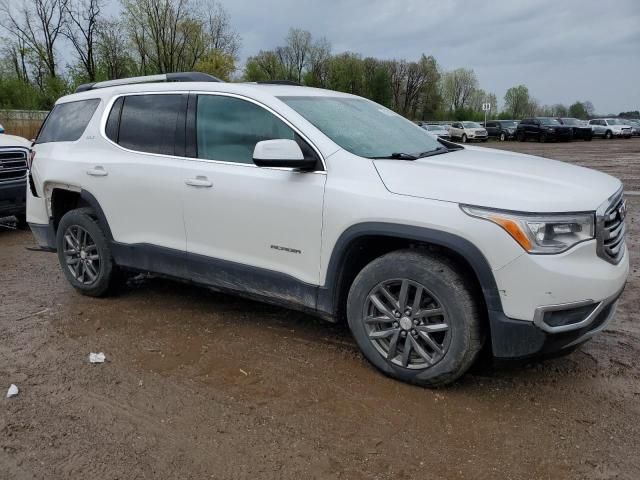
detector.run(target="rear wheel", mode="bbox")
[346,250,483,387]
[56,208,118,297]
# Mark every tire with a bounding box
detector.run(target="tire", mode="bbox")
[461,134,468,143]
[346,249,483,387]
[585,136,592,141]
[499,132,506,141]
[56,208,118,297]
[517,131,525,142]
[539,133,547,143]
[605,130,612,139]
[481,139,488,143]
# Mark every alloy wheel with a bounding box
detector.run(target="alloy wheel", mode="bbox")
[363,279,451,370]
[63,225,101,285]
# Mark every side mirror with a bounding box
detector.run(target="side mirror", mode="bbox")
[253,139,316,170]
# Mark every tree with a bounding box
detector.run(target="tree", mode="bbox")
[503,85,530,118]
[305,37,331,87]
[95,19,136,80]
[194,50,235,81]
[326,52,364,94]
[244,50,287,81]
[63,0,102,82]
[0,0,68,78]
[202,1,240,60]
[568,101,588,119]
[441,68,478,111]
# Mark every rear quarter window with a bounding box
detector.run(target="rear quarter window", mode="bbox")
[36,98,100,144]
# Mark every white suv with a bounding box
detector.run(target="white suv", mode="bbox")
[448,121,488,143]
[27,73,629,386]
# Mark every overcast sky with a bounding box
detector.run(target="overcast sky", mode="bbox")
[214,0,639,114]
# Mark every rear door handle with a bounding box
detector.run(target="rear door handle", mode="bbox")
[87,166,108,177]
[185,176,213,188]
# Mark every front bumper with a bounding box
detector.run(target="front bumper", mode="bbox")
[0,179,26,217]
[489,286,622,359]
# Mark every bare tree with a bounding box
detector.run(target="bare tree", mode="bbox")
[441,68,478,111]
[63,0,102,81]
[202,1,240,60]
[3,32,31,82]
[284,28,311,83]
[96,20,135,79]
[0,0,68,78]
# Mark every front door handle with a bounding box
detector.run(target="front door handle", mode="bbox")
[87,166,108,177]
[185,176,213,188]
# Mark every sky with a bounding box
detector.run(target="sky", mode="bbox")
[107,0,640,114]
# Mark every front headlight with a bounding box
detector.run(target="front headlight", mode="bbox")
[461,206,595,254]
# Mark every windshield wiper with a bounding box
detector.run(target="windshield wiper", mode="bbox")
[416,146,448,158]
[369,152,418,160]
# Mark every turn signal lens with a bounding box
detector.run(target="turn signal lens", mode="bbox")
[488,215,533,251]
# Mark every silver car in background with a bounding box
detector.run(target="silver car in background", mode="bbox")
[589,118,633,139]
[419,123,451,140]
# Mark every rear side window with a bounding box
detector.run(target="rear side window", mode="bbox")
[36,99,100,144]
[115,94,187,156]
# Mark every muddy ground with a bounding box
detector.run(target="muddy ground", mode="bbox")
[1,138,639,479]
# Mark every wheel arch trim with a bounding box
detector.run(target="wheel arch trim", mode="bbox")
[318,222,504,317]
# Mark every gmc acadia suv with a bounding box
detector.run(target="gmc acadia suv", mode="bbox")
[27,73,629,386]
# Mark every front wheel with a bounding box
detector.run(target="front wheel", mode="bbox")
[605,130,613,139]
[461,134,468,143]
[56,208,118,297]
[539,133,547,143]
[346,250,483,387]
[517,131,525,142]
[499,132,506,141]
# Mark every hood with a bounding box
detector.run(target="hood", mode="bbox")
[373,146,621,212]
[0,133,31,148]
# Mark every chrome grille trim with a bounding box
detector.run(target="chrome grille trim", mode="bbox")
[596,187,626,264]
[0,148,28,181]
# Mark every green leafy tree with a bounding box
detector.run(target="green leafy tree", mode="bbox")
[568,101,588,119]
[504,85,530,118]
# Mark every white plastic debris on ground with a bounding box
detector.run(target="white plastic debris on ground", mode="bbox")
[6,384,19,398]
[89,352,106,364]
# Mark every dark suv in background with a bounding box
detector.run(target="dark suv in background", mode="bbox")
[484,120,518,141]
[557,117,593,141]
[516,117,573,142]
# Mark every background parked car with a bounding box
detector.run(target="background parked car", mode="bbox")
[557,117,593,141]
[0,133,30,226]
[516,117,573,142]
[622,118,640,136]
[484,120,518,141]
[419,123,451,140]
[448,121,488,143]
[0,123,4,133]
[589,118,633,139]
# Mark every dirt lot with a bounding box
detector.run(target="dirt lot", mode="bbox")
[1,138,639,479]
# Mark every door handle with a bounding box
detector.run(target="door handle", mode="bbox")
[185,176,213,188]
[87,166,108,177]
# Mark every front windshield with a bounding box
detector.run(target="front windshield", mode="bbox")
[539,118,561,125]
[560,118,578,125]
[280,96,441,158]
[462,122,481,128]
[426,125,442,131]
[500,121,517,128]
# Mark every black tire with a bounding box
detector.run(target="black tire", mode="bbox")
[461,134,468,143]
[14,213,29,230]
[56,208,118,297]
[585,136,592,141]
[499,132,506,141]
[539,133,547,143]
[517,131,525,142]
[346,249,483,387]
[605,130,612,139]
[481,138,488,142]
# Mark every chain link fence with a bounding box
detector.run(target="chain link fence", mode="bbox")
[0,110,49,140]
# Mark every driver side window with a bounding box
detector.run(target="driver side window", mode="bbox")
[196,95,295,164]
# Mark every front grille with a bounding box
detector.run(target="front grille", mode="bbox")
[596,189,626,264]
[0,149,28,181]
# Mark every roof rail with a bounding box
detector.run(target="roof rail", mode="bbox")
[75,72,223,93]
[256,80,302,86]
